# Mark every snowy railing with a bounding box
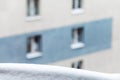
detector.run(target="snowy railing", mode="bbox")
[0,64,119,80]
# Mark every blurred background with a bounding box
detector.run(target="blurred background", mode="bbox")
[0,0,119,73]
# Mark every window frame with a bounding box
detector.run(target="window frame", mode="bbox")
[72,0,82,9]
[26,0,41,21]
[26,35,42,59]
[71,27,85,49]
[72,0,84,14]
[72,60,83,69]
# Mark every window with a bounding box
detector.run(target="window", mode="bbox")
[72,0,84,14]
[72,0,82,9]
[27,0,39,16]
[71,27,85,49]
[26,35,42,59]
[26,0,41,21]
[72,60,83,69]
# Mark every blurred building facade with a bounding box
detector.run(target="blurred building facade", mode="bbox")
[0,0,119,73]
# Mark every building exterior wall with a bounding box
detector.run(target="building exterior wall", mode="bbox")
[51,46,118,73]
[0,18,112,64]
[0,0,119,73]
[0,0,118,39]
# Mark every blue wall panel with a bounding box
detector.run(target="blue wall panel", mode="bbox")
[0,18,112,64]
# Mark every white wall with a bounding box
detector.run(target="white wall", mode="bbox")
[0,0,119,39]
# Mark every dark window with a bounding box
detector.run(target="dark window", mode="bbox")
[78,0,82,8]
[27,35,42,53]
[72,0,75,9]
[72,27,84,43]
[72,60,83,69]
[72,0,82,9]
[27,0,39,16]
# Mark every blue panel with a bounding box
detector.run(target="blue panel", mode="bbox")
[0,18,112,64]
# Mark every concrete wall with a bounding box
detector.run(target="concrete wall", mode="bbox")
[0,0,118,40]
[51,46,119,73]
[0,18,112,64]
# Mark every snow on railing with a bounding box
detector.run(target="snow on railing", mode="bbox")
[0,63,119,80]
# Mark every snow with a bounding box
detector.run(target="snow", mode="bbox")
[0,63,119,80]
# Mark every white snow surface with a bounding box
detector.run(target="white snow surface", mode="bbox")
[0,63,119,80]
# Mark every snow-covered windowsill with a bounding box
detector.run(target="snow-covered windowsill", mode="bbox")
[72,9,84,15]
[26,52,42,59]
[71,42,85,49]
[25,16,41,22]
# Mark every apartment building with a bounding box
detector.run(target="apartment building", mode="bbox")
[0,0,120,73]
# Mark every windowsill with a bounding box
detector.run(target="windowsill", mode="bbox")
[71,42,85,49]
[26,52,42,59]
[25,15,41,22]
[72,9,84,15]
